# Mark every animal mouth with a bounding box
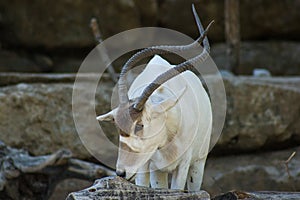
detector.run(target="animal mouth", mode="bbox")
[127,173,136,182]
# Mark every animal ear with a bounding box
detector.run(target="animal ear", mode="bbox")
[153,86,187,113]
[96,109,116,122]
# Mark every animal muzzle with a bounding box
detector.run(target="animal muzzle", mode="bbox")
[116,169,126,178]
[116,169,136,181]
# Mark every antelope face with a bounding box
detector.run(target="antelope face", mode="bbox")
[97,90,184,180]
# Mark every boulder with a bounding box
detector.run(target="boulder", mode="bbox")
[0,73,299,158]
[0,141,114,200]
[66,176,210,200]
[0,0,142,49]
[1,0,300,49]
[211,41,300,75]
[0,79,116,159]
[159,0,300,42]
[0,50,40,72]
[212,191,300,200]
[50,179,93,200]
[215,76,300,154]
[204,147,300,196]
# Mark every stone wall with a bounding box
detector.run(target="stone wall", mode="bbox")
[1,0,299,49]
[1,74,299,158]
[0,1,300,74]
[0,73,299,198]
[0,0,299,198]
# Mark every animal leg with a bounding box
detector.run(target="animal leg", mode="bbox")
[135,163,150,187]
[187,157,207,191]
[150,170,168,189]
[171,159,191,190]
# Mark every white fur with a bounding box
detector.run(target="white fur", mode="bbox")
[97,55,212,191]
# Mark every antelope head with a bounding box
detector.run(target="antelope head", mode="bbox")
[97,4,213,180]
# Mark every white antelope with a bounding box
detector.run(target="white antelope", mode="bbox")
[97,5,213,191]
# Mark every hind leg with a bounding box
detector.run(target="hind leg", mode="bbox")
[171,157,191,190]
[187,157,207,191]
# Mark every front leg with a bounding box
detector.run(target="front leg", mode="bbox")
[135,162,150,187]
[171,157,191,190]
[150,170,168,189]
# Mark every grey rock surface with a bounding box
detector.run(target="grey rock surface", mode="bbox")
[216,76,300,154]
[0,0,141,49]
[61,148,300,199]
[66,176,210,200]
[204,147,300,196]
[211,41,300,75]
[0,80,116,159]
[0,74,299,158]
[155,0,300,42]
[50,179,93,200]
[0,0,300,49]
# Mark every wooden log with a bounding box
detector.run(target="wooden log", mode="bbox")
[66,176,210,200]
[224,0,240,74]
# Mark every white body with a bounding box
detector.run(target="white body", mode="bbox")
[124,55,212,190]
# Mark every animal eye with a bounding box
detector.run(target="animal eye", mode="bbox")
[134,124,144,133]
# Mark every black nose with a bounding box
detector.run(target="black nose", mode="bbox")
[116,170,126,178]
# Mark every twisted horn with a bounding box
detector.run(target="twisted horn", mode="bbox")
[118,4,207,105]
[133,19,214,111]
[192,4,210,53]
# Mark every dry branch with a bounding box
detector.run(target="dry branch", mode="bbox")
[90,18,119,83]
[0,140,114,200]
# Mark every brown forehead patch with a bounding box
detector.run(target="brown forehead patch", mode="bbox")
[115,102,142,136]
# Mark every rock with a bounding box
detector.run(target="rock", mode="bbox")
[159,0,300,42]
[66,176,210,200]
[33,54,54,72]
[253,69,271,77]
[220,70,235,77]
[159,0,224,42]
[50,179,93,200]
[211,41,300,75]
[0,50,40,72]
[204,147,300,197]
[0,0,144,49]
[213,76,300,154]
[0,72,111,86]
[132,0,158,26]
[0,141,114,200]
[0,73,299,158]
[212,191,300,200]
[0,80,115,159]
[51,56,86,73]
[1,1,300,49]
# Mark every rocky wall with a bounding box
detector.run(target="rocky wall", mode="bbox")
[0,73,299,158]
[0,1,300,75]
[0,73,299,198]
[0,0,299,49]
